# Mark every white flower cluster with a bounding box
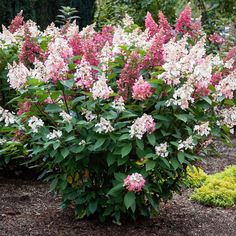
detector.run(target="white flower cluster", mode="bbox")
[112,97,125,113]
[178,136,195,150]
[0,106,16,126]
[47,130,62,140]
[170,84,194,109]
[130,114,155,139]
[31,60,47,82]
[90,73,113,100]
[224,58,234,69]
[7,62,30,90]
[217,106,236,133]
[75,56,94,89]
[60,111,72,123]
[82,109,97,121]
[95,117,114,134]
[28,116,44,133]
[99,42,113,72]
[79,140,86,145]
[216,70,236,99]
[0,138,7,145]
[194,122,211,136]
[155,142,169,157]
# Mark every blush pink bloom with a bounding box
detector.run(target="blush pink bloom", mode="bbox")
[209,33,225,45]
[132,77,153,100]
[123,173,145,192]
[210,72,222,86]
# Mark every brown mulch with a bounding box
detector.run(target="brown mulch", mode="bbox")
[0,142,235,236]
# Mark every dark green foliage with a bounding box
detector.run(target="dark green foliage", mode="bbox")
[0,0,95,29]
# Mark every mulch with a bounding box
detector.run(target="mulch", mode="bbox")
[0,140,235,236]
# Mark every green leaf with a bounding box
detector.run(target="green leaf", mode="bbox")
[121,143,132,157]
[119,133,130,141]
[124,192,136,210]
[88,200,98,214]
[53,141,60,150]
[175,114,188,123]
[65,123,73,133]
[202,96,212,105]
[177,151,185,164]
[61,148,69,158]
[114,173,126,182]
[45,104,62,113]
[94,138,106,150]
[107,183,123,196]
[136,139,144,150]
[146,160,156,171]
[147,133,156,146]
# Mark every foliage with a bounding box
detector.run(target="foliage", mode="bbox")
[56,6,79,25]
[191,166,236,207]
[95,0,177,28]
[186,166,208,188]
[0,7,235,224]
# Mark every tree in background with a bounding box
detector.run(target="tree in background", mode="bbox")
[0,0,96,29]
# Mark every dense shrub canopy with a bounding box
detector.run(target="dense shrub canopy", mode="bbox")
[0,6,235,223]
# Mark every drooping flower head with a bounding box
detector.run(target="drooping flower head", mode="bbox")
[123,173,145,192]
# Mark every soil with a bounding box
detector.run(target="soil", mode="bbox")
[0,141,235,236]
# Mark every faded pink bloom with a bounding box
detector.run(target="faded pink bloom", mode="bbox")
[123,173,145,192]
[8,11,24,33]
[142,31,164,68]
[158,11,172,43]
[210,72,222,86]
[145,12,159,38]
[132,77,153,100]
[209,33,225,45]
[17,101,31,116]
[19,26,44,65]
[117,52,141,100]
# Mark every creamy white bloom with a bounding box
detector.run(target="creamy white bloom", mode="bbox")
[194,122,211,136]
[155,142,169,157]
[0,106,16,126]
[224,58,234,69]
[90,73,113,100]
[28,116,44,133]
[7,62,30,90]
[112,97,125,113]
[82,109,97,121]
[130,114,155,139]
[178,136,195,150]
[47,130,62,140]
[95,117,114,134]
[79,140,86,145]
[60,111,72,122]
[217,106,236,130]
[171,84,194,109]
[31,60,47,82]
[0,138,7,145]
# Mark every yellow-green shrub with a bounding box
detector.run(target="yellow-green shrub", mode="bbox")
[191,166,236,207]
[186,166,208,188]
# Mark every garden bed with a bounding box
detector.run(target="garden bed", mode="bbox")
[0,141,235,236]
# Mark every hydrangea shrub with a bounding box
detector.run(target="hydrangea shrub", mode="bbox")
[0,8,235,223]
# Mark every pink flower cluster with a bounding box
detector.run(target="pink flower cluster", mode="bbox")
[8,11,24,33]
[123,173,145,192]
[209,33,225,45]
[19,26,44,65]
[132,77,153,100]
[175,5,201,37]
